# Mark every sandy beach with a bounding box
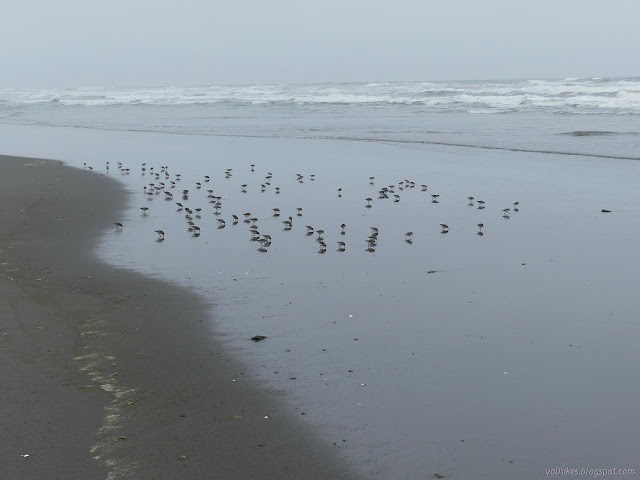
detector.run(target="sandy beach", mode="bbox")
[0,155,361,480]
[1,116,639,479]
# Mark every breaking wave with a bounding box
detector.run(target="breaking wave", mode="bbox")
[1,77,640,114]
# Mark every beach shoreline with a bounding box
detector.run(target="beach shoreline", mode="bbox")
[0,155,361,480]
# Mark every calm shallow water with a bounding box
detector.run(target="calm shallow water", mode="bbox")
[1,122,640,479]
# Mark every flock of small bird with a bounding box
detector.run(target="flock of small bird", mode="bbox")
[96,160,520,254]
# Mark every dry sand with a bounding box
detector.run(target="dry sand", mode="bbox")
[0,155,360,479]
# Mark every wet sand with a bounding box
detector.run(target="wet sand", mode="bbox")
[0,155,361,480]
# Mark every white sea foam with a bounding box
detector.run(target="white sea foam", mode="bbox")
[1,78,639,114]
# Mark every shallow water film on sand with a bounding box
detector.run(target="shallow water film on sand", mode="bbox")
[1,82,639,479]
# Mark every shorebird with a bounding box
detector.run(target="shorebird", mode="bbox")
[250,164,255,171]
[316,229,325,240]
[440,224,449,233]
[232,214,239,223]
[309,174,315,181]
[431,194,440,203]
[113,222,123,230]
[261,184,266,192]
[272,208,280,216]
[241,184,248,192]
[502,208,511,218]
[155,230,165,240]
[340,223,346,235]
[204,176,210,182]
[305,225,314,234]
[370,226,379,234]
[393,194,400,202]
[275,187,280,194]
[365,197,373,208]
[196,182,202,189]
[404,232,413,243]
[421,185,428,191]
[140,207,149,215]
[217,219,226,228]
[477,223,484,236]
[513,201,520,212]
[296,208,303,216]
[369,176,375,184]
[337,241,346,251]
[337,187,343,196]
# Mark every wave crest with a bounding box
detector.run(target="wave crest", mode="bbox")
[1,77,640,114]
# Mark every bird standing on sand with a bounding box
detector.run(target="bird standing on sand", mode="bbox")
[337,241,346,251]
[365,198,373,207]
[440,224,449,233]
[155,230,165,240]
[340,223,346,235]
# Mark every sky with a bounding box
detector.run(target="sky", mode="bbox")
[1,0,638,88]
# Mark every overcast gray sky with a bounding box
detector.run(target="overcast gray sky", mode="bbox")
[1,0,638,87]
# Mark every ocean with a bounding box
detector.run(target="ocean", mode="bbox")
[2,77,640,159]
[1,78,639,479]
